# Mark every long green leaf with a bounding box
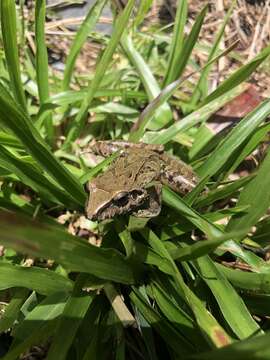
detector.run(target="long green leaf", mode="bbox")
[217,263,270,294]
[141,228,231,347]
[62,0,107,90]
[201,45,270,106]
[130,288,194,356]
[0,0,27,110]
[194,256,261,339]
[0,145,74,206]
[141,84,246,144]
[163,0,188,86]
[189,332,270,360]
[0,83,86,206]
[190,1,235,105]
[197,99,270,179]
[162,187,269,272]
[0,288,29,333]
[165,5,207,87]
[226,148,270,233]
[6,292,68,360]
[121,32,172,130]
[35,0,53,143]
[0,210,137,284]
[0,262,73,295]
[47,274,95,360]
[63,0,135,147]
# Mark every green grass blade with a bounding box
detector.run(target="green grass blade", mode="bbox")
[0,262,73,295]
[0,288,29,333]
[151,282,200,346]
[47,274,95,360]
[194,256,261,339]
[62,0,107,90]
[0,210,137,284]
[162,187,267,271]
[226,148,270,233]
[6,292,68,360]
[169,230,248,262]
[0,0,27,110]
[0,83,86,206]
[0,145,74,206]
[79,151,120,184]
[190,1,236,105]
[121,32,172,130]
[217,264,270,294]
[35,0,53,144]
[165,5,208,87]
[194,175,255,208]
[163,0,188,86]
[141,228,231,347]
[130,288,194,356]
[197,100,270,179]
[190,332,270,360]
[201,45,270,106]
[142,84,246,144]
[134,0,153,27]
[63,0,135,147]
[224,122,270,178]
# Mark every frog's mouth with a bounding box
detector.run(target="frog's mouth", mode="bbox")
[88,189,148,221]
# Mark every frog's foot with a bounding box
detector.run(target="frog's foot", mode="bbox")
[133,185,162,218]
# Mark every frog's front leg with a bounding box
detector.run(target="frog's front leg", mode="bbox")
[88,140,164,157]
[133,184,162,218]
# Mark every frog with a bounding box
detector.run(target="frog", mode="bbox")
[85,141,199,221]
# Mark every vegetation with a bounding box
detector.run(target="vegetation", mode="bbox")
[0,0,270,358]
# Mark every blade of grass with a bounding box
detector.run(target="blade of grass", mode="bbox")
[0,210,138,284]
[0,288,29,333]
[0,145,75,206]
[226,148,270,233]
[224,122,270,178]
[79,150,120,184]
[169,230,249,262]
[194,256,261,339]
[7,292,68,359]
[201,44,270,106]
[62,0,107,90]
[140,228,231,347]
[130,288,195,356]
[35,0,53,144]
[197,100,270,179]
[163,0,188,86]
[194,175,255,208]
[0,83,86,206]
[162,187,269,272]
[190,1,236,105]
[0,262,73,295]
[47,274,95,360]
[217,263,270,294]
[0,0,27,111]
[129,41,241,142]
[189,332,270,360]
[121,32,172,130]
[142,83,246,144]
[165,5,208,87]
[63,0,135,148]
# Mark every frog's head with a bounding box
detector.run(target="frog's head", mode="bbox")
[86,182,148,221]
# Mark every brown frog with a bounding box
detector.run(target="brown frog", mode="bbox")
[85,141,199,221]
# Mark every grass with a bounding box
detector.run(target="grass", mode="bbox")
[0,0,270,358]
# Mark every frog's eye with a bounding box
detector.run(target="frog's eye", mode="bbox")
[113,192,129,207]
[114,192,128,200]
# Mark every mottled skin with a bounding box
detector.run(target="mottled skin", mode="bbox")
[86,141,198,221]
